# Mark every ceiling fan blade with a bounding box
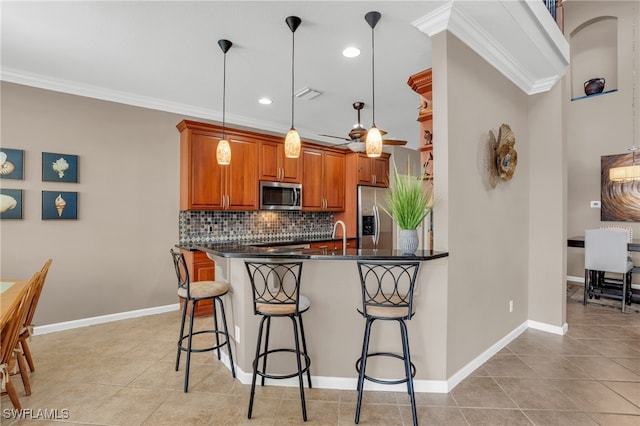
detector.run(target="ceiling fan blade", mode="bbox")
[382,139,407,146]
[318,133,350,141]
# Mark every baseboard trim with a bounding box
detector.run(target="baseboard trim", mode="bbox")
[528,319,568,335]
[33,304,180,335]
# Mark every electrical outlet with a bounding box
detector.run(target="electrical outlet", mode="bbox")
[235,325,240,342]
[590,201,601,208]
[509,300,513,313]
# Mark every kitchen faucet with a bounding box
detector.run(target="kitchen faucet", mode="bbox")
[332,220,347,252]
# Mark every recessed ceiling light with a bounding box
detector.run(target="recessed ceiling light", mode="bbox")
[258,97,272,105]
[342,46,361,58]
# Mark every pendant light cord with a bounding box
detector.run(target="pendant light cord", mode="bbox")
[371,24,376,126]
[291,30,295,129]
[222,51,227,141]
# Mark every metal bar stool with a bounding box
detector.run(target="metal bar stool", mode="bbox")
[355,261,421,426]
[170,249,235,392]
[244,261,312,421]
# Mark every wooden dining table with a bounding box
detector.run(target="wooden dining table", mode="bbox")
[1,279,29,328]
[567,236,640,252]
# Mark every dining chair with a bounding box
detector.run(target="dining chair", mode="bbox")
[1,272,39,409]
[17,259,53,373]
[584,228,633,312]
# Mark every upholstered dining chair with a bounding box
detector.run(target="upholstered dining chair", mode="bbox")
[1,272,39,409]
[584,228,633,312]
[17,259,53,373]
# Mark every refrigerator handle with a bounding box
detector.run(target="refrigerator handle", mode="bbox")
[373,204,380,246]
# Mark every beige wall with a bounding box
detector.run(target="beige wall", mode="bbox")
[565,1,640,279]
[1,82,182,324]
[434,32,532,377]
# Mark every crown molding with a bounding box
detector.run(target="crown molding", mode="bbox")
[412,0,569,95]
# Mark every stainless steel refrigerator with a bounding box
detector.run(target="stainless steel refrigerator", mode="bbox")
[357,185,393,249]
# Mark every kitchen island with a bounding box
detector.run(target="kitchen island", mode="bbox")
[182,242,450,392]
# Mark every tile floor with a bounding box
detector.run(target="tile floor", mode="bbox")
[2,291,639,425]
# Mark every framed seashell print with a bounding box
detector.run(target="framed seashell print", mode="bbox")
[0,189,23,219]
[0,148,24,180]
[42,152,78,183]
[42,191,77,220]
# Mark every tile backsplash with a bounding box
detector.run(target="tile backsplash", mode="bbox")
[179,210,335,244]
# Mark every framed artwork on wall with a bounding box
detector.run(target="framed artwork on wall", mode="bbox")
[601,153,640,221]
[0,189,23,219]
[42,152,78,183]
[42,191,78,220]
[0,148,24,180]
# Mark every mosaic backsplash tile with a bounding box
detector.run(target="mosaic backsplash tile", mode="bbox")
[179,210,335,244]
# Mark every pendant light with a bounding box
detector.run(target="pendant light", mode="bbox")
[365,11,383,158]
[610,4,639,182]
[285,16,302,158]
[216,39,232,165]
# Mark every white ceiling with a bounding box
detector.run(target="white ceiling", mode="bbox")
[1,1,447,149]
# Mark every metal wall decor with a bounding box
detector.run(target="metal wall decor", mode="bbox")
[601,153,640,221]
[488,123,518,188]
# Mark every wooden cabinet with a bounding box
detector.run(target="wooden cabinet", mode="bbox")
[259,140,301,183]
[309,238,356,250]
[178,120,258,210]
[407,69,433,181]
[301,145,346,211]
[180,250,215,316]
[357,153,389,187]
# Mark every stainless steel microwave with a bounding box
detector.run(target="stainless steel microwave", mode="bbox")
[259,181,302,210]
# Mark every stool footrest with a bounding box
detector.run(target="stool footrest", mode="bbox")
[178,329,231,354]
[355,352,416,386]
[253,348,311,381]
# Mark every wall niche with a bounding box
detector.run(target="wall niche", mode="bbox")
[570,16,618,100]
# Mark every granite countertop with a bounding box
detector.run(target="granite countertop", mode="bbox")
[176,239,448,261]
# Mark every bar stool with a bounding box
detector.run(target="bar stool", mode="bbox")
[354,261,421,426]
[170,249,235,392]
[244,261,312,421]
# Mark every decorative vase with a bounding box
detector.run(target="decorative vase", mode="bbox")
[399,229,419,255]
[584,78,605,96]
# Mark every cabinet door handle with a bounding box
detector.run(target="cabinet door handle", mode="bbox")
[373,175,376,184]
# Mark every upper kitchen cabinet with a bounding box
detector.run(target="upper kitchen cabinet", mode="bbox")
[301,145,345,211]
[178,120,258,210]
[258,139,301,183]
[355,153,390,187]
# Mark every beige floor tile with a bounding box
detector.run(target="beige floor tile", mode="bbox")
[578,338,640,357]
[213,394,278,425]
[339,389,398,404]
[128,359,187,391]
[277,399,339,425]
[549,379,640,414]
[612,357,640,375]
[141,390,217,425]
[459,408,533,425]
[481,354,539,378]
[452,377,517,409]
[588,412,640,425]
[494,377,580,410]
[396,390,457,406]
[564,356,640,381]
[403,405,467,425]
[602,380,640,407]
[517,354,591,379]
[282,386,340,402]
[522,410,598,425]
[78,386,172,425]
[341,402,402,426]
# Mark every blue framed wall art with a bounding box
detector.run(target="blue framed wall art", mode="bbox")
[0,189,23,219]
[42,152,78,183]
[42,191,78,220]
[0,148,24,180]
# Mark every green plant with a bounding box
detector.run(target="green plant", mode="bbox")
[379,161,434,230]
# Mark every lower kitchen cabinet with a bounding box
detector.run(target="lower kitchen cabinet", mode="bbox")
[180,250,215,316]
[309,238,356,250]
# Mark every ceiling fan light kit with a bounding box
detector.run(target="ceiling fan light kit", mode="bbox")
[284,16,302,159]
[365,11,382,158]
[216,39,233,165]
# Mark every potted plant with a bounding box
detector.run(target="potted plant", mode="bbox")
[379,161,434,254]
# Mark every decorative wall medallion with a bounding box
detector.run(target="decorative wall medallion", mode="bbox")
[488,124,518,188]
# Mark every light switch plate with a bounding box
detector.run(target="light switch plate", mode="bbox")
[590,201,601,208]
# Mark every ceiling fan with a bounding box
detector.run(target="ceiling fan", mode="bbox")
[319,102,407,150]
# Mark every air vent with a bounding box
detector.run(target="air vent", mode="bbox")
[294,87,322,100]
